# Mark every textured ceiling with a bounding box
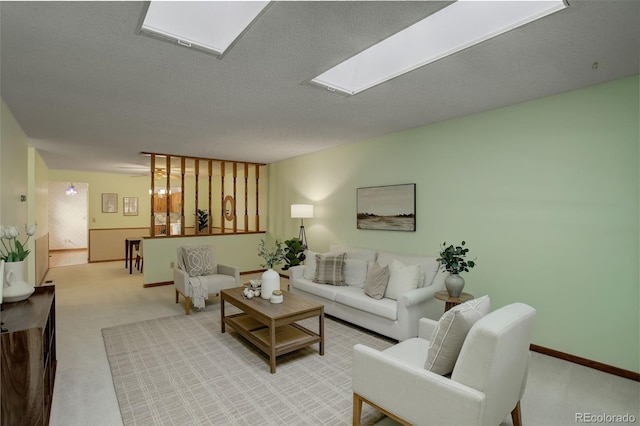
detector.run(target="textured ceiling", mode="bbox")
[1,1,638,175]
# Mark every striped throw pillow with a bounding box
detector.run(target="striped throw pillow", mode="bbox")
[313,252,347,286]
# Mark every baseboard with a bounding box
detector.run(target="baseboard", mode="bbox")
[530,344,639,382]
[241,270,265,275]
[143,281,173,288]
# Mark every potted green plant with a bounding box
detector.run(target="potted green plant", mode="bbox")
[437,241,476,298]
[282,237,307,271]
[257,239,285,299]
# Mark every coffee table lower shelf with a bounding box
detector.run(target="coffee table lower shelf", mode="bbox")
[224,312,323,373]
[221,288,325,373]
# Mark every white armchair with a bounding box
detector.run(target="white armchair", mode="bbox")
[352,303,536,426]
[173,245,239,315]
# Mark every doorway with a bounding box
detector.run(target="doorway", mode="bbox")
[48,181,89,267]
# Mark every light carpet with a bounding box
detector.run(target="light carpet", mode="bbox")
[102,308,395,425]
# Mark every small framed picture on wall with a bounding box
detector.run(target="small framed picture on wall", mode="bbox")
[102,193,118,213]
[123,197,138,216]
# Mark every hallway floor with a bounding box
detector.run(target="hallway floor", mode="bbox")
[49,249,88,268]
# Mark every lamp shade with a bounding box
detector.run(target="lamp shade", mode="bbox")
[291,204,314,219]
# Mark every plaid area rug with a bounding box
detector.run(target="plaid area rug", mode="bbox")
[102,307,394,425]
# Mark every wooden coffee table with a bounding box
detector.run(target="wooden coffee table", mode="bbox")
[221,287,324,373]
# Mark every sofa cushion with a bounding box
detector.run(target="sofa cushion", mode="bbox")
[344,258,368,287]
[377,251,440,287]
[383,337,430,368]
[188,274,235,293]
[314,252,347,285]
[335,287,398,320]
[384,259,421,300]
[291,278,346,301]
[181,245,217,277]
[425,295,491,375]
[330,245,377,263]
[364,262,389,299]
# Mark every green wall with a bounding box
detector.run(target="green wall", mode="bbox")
[268,76,639,373]
[143,233,265,285]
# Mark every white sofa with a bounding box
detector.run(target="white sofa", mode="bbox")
[289,245,446,341]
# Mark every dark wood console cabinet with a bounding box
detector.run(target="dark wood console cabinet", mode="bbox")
[1,286,56,426]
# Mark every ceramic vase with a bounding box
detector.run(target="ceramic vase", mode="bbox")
[444,273,465,298]
[3,260,35,303]
[261,269,280,299]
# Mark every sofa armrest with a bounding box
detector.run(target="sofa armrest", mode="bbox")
[396,285,443,340]
[419,317,438,340]
[289,265,305,281]
[352,344,485,425]
[217,263,240,285]
[173,267,190,296]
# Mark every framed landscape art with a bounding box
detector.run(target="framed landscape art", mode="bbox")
[357,184,416,231]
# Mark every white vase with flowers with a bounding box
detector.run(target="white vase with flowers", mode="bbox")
[257,239,285,300]
[1,224,37,303]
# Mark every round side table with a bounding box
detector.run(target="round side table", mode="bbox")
[435,290,474,312]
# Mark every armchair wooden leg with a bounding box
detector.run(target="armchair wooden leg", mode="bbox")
[511,400,522,426]
[184,296,191,315]
[175,289,179,303]
[353,393,363,426]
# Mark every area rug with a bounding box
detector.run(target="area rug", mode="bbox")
[102,307,395,425]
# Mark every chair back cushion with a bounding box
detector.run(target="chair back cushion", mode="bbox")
[178,245,218,277]
[425,295,491,375]
[452,303,536,425]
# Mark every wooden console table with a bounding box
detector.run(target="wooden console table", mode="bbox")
[1,286,57,426]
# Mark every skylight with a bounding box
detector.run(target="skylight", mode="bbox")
[310,0,568,96]
[140,1,270,57]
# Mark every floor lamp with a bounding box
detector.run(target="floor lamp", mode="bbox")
[291,204,313,249]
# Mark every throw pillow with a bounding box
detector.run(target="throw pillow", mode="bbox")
[313,252,347,286]
[344,258,368,287]
[364,263,390,299]
[425,295,491,375]
[181,245,217,277]
[303,251,319,280]
[384,259,421,300]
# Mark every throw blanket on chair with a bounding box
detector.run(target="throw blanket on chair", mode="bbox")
[189,277,208,310]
